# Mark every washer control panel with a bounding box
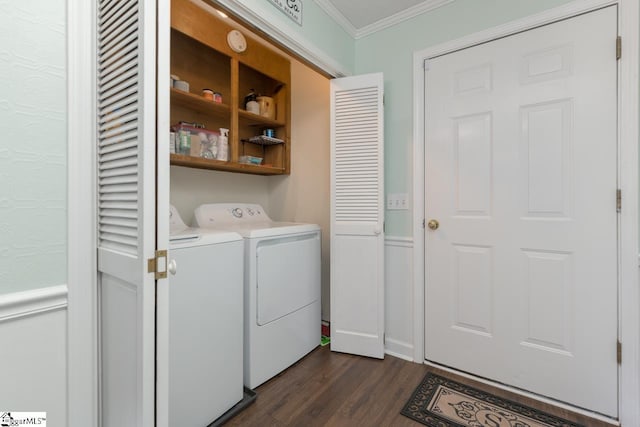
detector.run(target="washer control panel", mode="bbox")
[194,203,271,227]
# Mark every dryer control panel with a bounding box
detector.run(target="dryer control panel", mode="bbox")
[194,203,272,227]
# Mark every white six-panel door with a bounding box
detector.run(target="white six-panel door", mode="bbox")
[424,7,618,416]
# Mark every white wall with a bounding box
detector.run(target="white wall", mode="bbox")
[170,166,271,225]
[0,287,68,425]
[0,0,67,295]
[0,0,69,423]
[384,238,414,360]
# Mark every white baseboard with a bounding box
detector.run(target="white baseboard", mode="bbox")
[385,337,414,362]
[0,285,68,322]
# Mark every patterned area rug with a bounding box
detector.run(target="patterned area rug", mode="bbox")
[401,373,583,427]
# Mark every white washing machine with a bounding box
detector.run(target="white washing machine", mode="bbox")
[168,206,244,426]
[193,203,321,389]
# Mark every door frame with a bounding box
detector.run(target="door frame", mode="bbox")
[67,0,98,425]
[412,0,639,424]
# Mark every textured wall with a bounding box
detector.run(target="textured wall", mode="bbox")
[355,0,574,236]
[169,166,271,225]
[0,0,67,294]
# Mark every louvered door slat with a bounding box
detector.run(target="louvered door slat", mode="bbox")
[333,84,381,223]
[99,31,138,69]
[100,7,138,47]
[100,67,138,94]
[100,53,138,82]
[99,95,137,117]
[99,103,138,126]
[100,158,138,171]
[98,107,138,132]
[100,49,137,76]
[99,76,138,102]
[97,0,140,256]
[98,0,121,20]
[101,1,137,38]
[100,146,138,163]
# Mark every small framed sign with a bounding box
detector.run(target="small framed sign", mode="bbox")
[267,0,303,26]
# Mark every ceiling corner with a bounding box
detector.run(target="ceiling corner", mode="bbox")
[313,0,358,39]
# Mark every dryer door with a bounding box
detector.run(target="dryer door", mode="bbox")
[256,232,321,325]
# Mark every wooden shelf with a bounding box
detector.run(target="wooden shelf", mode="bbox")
[170,154,286,175]
[238,109,286,128]
[171,88,230,119]
[170,0,291,175]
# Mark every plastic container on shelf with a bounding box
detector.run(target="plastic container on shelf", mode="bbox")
[174,123,220,158]
[239,155,262,165]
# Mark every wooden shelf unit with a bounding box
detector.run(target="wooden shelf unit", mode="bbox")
[170,154,286,175]
[170,0,291,175]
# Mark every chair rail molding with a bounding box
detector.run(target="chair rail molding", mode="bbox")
[0,285,68,322]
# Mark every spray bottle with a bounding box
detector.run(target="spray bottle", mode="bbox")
[217,128,229,161]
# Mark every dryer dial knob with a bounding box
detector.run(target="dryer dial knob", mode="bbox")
[232,208,243,218]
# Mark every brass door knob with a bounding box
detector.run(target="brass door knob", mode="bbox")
[427,219,439,230]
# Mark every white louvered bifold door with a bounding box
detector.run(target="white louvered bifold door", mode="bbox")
[330,73,385,358]
[96,0,159,426]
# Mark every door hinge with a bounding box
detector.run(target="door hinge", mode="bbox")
[383,221,386,233]
[617,189,622,212]
[616,36,622,60]
[617,340,622,364]
[148,249,168,280]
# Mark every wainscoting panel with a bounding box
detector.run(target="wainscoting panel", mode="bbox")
[0,285,68,426]
[385,237,414,361]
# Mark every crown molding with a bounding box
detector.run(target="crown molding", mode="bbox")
[314,0,454,39]
[313,0,357,38]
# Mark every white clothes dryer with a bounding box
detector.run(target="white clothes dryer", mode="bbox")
[168,206,244,426]
[193,203,321,389]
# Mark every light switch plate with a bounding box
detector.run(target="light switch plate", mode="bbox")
[387,193,409,210]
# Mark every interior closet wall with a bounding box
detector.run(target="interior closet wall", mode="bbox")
[269,59,330,320]
[169,167,270,225]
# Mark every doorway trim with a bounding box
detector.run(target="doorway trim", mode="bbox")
[67,0,98,425]
[411,0,639,424]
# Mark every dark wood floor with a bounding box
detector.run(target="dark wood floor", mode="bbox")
[226,346,617,426]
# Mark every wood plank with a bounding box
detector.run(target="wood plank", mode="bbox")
[238,109,286,128]
[170,154,285,175]
[170,88,230,119]
[226,346,617,426]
